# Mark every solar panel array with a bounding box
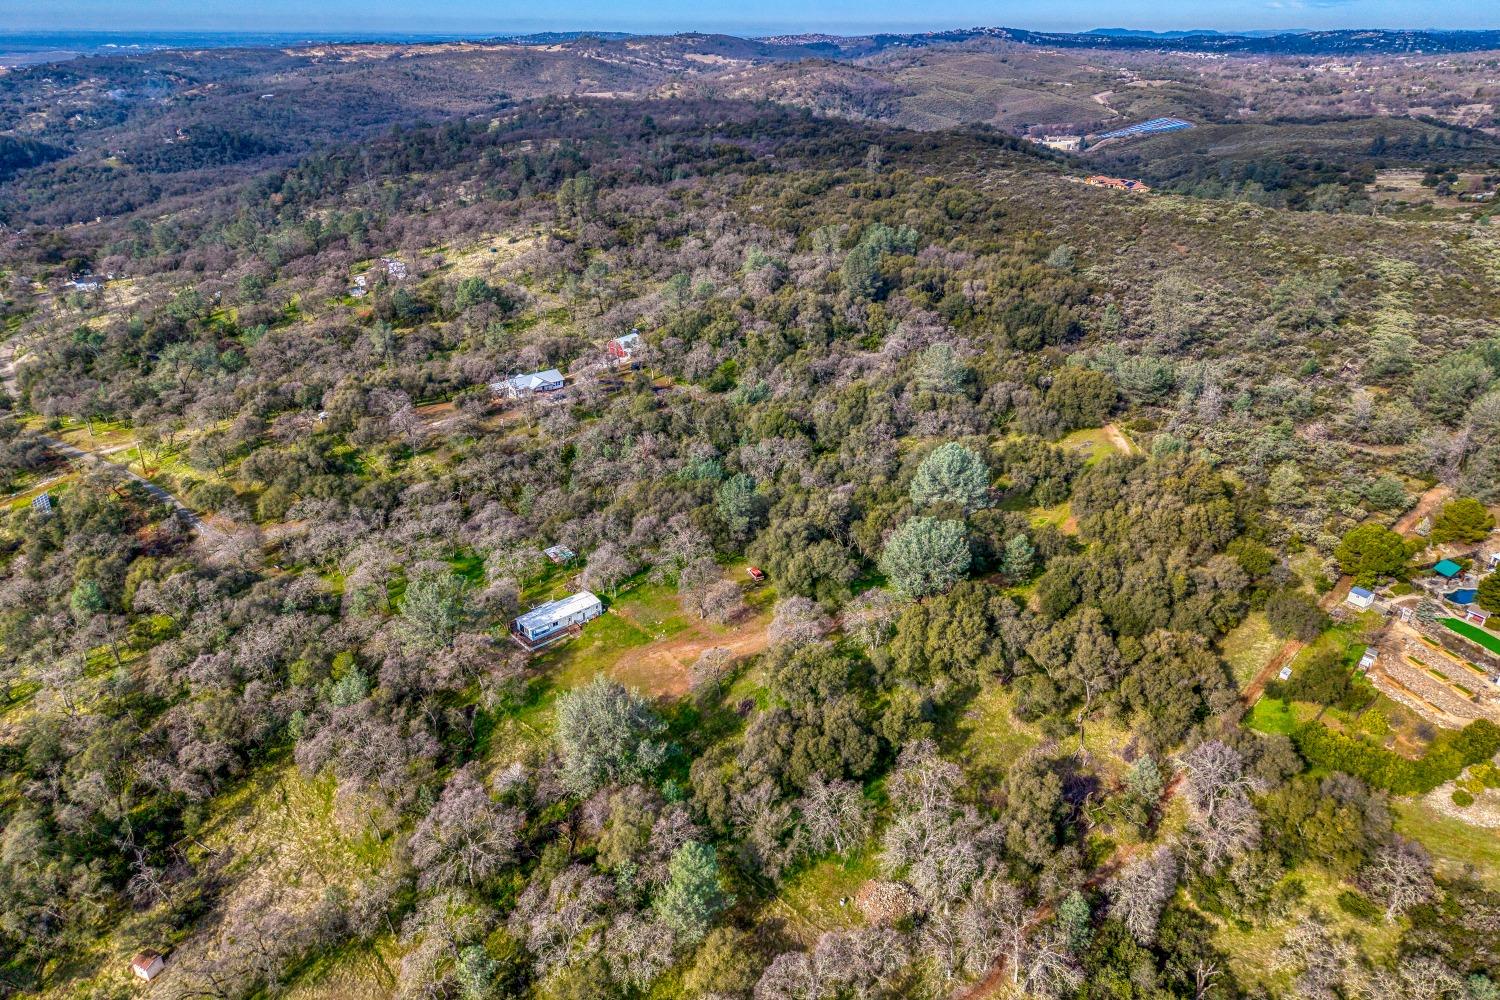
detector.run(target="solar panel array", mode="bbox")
[1092,117,1194,141]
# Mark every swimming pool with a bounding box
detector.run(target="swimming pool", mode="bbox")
[1446,589,1478,605]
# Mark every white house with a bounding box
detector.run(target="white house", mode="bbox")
[1358,648,1378,671]
[1346,587,1375,611]
[511,591,603,650]
[131,951,165,982]
[491,369,565,399]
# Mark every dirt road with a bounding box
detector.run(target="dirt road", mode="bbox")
[608,610,771,698]
[0,338,220,540]
[1235,484,1451,715]
[1103,422,1138,457]
[1395,484,1451,535]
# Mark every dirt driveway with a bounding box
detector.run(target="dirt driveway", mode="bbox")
[608,610,771,699]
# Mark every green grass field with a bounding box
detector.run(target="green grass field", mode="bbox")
[1220,612,1282,687]
[1440,617,1500,655]
[1247,697,1300,735]
[1395,799,1500,890]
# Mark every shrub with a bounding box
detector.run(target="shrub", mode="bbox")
[1453,789,1475,807]
[1291,718,1500,795]
[1333,523,1407,584]
[1336,890,1381,921]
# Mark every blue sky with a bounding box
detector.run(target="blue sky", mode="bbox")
[1,0,1493,35]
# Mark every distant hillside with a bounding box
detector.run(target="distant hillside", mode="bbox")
[488,31,636,44]
[791,26,1500,57]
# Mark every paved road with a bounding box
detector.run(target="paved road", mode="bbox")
[39,433,220,538]
[0,338,219,540]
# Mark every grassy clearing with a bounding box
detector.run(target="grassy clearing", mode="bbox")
[1206,865,1403,993]
[1220,612,1281,687]
[767,848,880,944]
[282,938,398,1000]
[1028,499,1072,532]
[542,610,656,691]
[1057,426,1122,467]
[1394,799,1500,889]
[952,684,1041,784]
[1289,550,1331,592]
[1247,697,1301,735]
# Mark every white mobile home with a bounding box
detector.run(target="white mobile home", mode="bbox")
[510,591,603,650]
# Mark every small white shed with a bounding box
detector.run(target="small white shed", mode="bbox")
[131,951,165,982]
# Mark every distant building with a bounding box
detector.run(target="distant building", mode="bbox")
[1084,175,1151,193]
[1358,648,1378,671]
[66,275,104,293]
[544,544,576,564]
[510,591,603,650]
[381,257,409,280]
[1346,587,1375,610]
[131,951,165,982]
[1278,665,1293,681]
[608,331,643,363]
[349,274,369,298]
[1039,135,1082,152]
[491,369,565,399]
[1433,559,1464,580]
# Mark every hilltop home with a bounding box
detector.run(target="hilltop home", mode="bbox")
[1084,175,1151,193]
[1346,587,1375,610]
[608,331,643,363]
[510,591,603,651]
[490,369,565,399]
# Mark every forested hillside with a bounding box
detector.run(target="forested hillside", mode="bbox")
[0,47,1499,1000]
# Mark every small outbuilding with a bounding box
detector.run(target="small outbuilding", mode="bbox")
[1278,666,1293,682]
[1346,587,1375,610]
[1467,607,1492,627]
[544,544,576,564]
[1433,559,1463,580]
[1358,648,1378,671]
[491,369,565,399]
[511,591,603,651]
[747,566,766,583]
[131,951,165,982]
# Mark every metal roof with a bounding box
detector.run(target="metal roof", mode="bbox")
[1433,559,1463,578]
[514,591,601,633]
[1350,586,1374,599]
